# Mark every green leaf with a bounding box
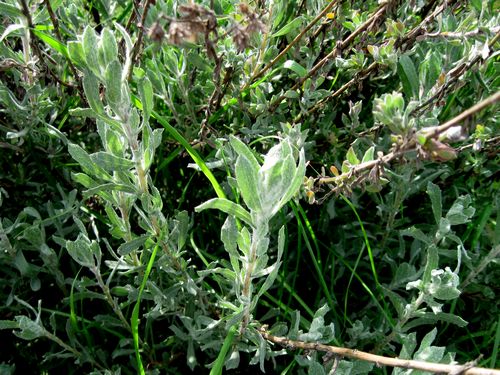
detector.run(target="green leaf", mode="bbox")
[422,245,439,284]
[66,233,96,268]
[68,143,112,181]
[398,54,419,98]
[346,146,360,165]
[138,77,153,121]
[0,2,23,18]
[0,24,24,43]
[14,316,45,340]
[100,28,118,67]
[361,146,375,163]
[105,60,123,114]
[195,198,252,226]
[229,136,260,173]
[235,155,262,213]
[271,17,303,38]
[32,30,69,58]
[117,235,149,256]
[67,41,86,68]
[283,60,307,78]
[83,26,101,77]
[426,181,442,224]
[82,72,105,115]
[89,152,135,172]
[0,320,19,330]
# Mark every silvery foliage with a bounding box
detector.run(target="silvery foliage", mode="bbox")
[195,132,306,370]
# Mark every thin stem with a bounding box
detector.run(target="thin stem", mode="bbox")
[240,0,338,92]
[269,2,390,111]
[259,327,499,375]
[129,0,155,79]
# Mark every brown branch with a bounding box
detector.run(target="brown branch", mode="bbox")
[259,328,500,375]
[412,28,500,116]
[240,0,338,92]
[318,90,500,186]
[129,0,155,78]
[424,90,500,140]
[43,0,80,85]
[297,0,451,122]
[269,2,391,112]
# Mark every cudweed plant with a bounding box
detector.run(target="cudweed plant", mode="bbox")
[1,0,499,374]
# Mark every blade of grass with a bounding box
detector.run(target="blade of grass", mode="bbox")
[340,194,379,285]
[132,95,226,199]
[491,317,500,368]
[131,242,160,375]
[209,324,237,375]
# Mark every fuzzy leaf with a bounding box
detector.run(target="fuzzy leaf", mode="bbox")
[195,198,252,227]
[426,181,442,225]
[83,26,101,77]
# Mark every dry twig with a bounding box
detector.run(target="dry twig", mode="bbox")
[259,327,500,375]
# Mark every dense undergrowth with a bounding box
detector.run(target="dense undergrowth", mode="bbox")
[0,0,499,374]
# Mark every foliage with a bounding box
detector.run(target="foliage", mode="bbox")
[0,0,499,374]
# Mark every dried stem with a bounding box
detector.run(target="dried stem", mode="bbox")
[240,0,338,92]
[412,29,500,116]
[318,90,500,187]
[129,0,155,78]
[258,327,500,375]
[269,2,391,112]
[299,0,451,121]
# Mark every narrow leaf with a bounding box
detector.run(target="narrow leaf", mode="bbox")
[283,60,307,78]
[195,198,252,226]
[398,54,419,98]
[426,181,442,224]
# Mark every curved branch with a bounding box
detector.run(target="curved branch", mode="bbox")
[259,328,500,375]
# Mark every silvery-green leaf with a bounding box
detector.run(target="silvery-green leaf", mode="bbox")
[100,28,118,67]
[67,41,86,68]
[69,107,98,118]
[68,143,112,181]
[83,183,136,198]
[221,216,241,273]
[237,227,251,258]
[114,23,132,81]
[276,148,306,214]
[429,267,460,300]
[83,26,101,77]
[195,198,252,226]
[235,155,261,213]
[426,181,442,224]
[66,233,96,268]
[117,235,148,255]
[142,124,163,171]
[255,236,270,257]
[361,146,375,163]
[229,136,260,174]
[105,60,123,115]
[89,152,135,172]
[422,244,438,284]
[446,195,475,225]
[138,76,153,122]
[82,72,105,115]
[346,146,360,165]
[14,316,45,340]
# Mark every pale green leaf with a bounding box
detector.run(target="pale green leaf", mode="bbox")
[271,17,303,38]
[195,198,252,226]
[426,181,442,224]
[398,54,419,98]
[283,60,307,78]
[100,28,118,67]
[83,26,101,77]
[82,72,105,115]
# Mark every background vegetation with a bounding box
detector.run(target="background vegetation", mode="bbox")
[0,0,499,374]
